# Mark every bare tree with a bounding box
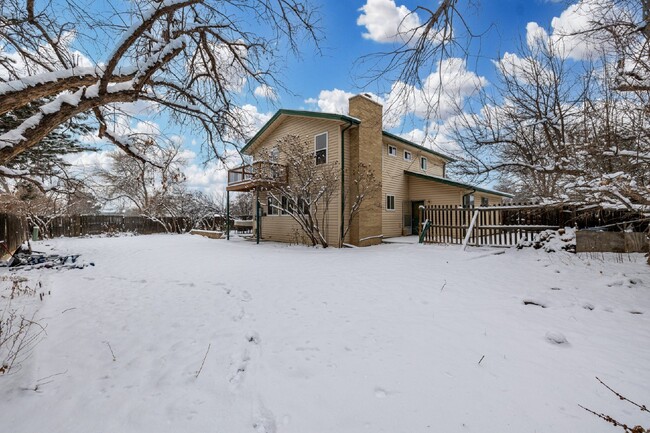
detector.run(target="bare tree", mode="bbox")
[0,177,100,236]
[0,0,320,184]
[95,139,187,231]
[230,192,253,217]
[258,134,380,248]
[448,39,650,211]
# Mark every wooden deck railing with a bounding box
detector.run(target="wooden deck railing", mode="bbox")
[227,161,287,191]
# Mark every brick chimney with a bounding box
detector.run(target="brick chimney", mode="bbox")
[348,94,383,246]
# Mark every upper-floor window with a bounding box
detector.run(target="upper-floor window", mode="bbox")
[315,132,328,165]
[388,145,397,156]
[420,157,427,171]
[404,150,412,161]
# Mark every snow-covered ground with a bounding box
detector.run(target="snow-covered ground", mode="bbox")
[1,234,649,433]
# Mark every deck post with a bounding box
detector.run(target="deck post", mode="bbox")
[255,189,260,244]
[226,190,230,240]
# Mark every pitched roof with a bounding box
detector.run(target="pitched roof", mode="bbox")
[382,131,455,162]
[404,171,514,198]
[241,109,360,154]
[241,109,455,163]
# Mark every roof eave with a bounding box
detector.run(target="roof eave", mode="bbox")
[241,109,361,155]
[382,131,456,162]
[404,170,514,198]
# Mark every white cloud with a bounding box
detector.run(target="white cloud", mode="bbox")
[238,104,273,139]
[304,60,484,130]
[494,51,539,83]
[65,150,114,173]
[526,0,613,60]
[385,58,487,125]
[305,89,356,114]
[526,22,549,51]
[357,0,422,44]
[189,42,249,93]
[254,84,278,100]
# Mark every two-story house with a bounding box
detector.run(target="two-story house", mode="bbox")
[226,94,511,247]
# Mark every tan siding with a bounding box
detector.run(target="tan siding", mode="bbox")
[408,177,466,205]
[249,117,345,247]
[381,138,447,237]
[475,193,505,206]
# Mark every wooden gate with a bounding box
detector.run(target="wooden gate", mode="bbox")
[419,204,560,247]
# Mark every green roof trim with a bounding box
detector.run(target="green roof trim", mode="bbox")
[404,171,514,198]
[241,109,361,154]
[382,131,455,162]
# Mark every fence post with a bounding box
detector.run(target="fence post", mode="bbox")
[461,209,480,251]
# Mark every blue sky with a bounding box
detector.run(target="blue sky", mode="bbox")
[69,0,587,195]
[250,1,569,110]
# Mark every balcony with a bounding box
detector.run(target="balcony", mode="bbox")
[226,161,288,192]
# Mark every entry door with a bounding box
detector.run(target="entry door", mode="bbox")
[402,201,411,235]
[411,201,424,235]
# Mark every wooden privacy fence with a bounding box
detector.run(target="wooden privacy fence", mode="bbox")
[43,215,182,238]
[0,214,231,253]
[0,213,29,257]
[40,215,230,238]
[420,204,561,247]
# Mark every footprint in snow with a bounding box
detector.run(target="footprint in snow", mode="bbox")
[545,331,568,345]
[246,332,260,344]
[228,349,251,388]
[253,401,277,433]
[374,388,388,398]
[583,303,595,311]
[240,291,253,302]
[629,311,643,315]
[523,299,547,308]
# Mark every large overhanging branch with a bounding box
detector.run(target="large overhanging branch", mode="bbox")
[98,0,201,96]
[0,0,320,171]
[0,69,135,116]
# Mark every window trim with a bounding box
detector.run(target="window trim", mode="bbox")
[404,150,412,161]
[420,156,427,171]
[314,132,328,165]
[267,196,280,216]
[386,194,396,211]
[388,145,397,157]
[462,193,475,209]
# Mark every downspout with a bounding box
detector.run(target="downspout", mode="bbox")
[340,121,355,247]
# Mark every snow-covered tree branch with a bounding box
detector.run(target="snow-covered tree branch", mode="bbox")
[0,0,320,173]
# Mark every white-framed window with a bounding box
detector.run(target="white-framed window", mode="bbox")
[404,150,412,161]
[386,195,395,211]
[388,145,397,156]
[315,132,328,165]
[462,193,475,208]
[267,196,280,215]
[480,196,489,207]
[420,157,427,170]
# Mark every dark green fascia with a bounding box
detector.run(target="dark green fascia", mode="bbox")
[404,170,514,198]
[240,109,361,155]
[382,131,455,162]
